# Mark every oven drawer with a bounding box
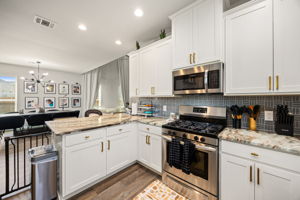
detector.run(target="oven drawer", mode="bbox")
[138,123,161,135]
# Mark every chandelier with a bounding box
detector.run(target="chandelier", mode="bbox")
[20,61,54,87]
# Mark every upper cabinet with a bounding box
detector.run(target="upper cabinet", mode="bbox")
[170,0,223,70]
[129,37,172,97]
[225,0,300,95]
[225,0,273,94]
[273,0,300,93]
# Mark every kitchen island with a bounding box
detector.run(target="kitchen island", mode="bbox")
[46,114,167,200]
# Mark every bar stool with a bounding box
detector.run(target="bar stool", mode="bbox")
[27,114,51,134]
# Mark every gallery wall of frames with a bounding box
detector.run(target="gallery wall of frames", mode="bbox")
[0,63,83,113]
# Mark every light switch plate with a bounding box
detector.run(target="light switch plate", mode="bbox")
[264,111,273,121]
[163,105,167,112]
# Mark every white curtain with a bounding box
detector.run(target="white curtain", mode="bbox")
[118,56,129,107]
[83,68,100,111]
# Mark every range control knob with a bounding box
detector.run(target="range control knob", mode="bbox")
[200,137,206,142]
[194,136,199,141]
[182,134,187,138]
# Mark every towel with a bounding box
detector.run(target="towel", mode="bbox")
[168,137,182,169]
[181,139,195,175]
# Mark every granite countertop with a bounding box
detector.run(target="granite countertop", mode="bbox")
[219,128,300,155]
[46,113,168,135]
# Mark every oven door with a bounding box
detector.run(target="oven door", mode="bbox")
[162,135,218,196]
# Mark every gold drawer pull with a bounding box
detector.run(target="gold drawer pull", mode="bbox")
[108,140,110,150]
[251,152,259,157]
[101,142,104,152]
[257,168,260,185]
[148,135,151,145]
[146,135,149,144]
[146,128,150,131]
[268,76,272,90]
[276,75,279,90]
[189,54,192,64]
[85,136,90,139]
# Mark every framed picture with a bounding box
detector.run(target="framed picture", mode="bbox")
[71,97,81,108]
[44,97,56,109]
[44,83,56,94]
[58,83,69,95]
[58,97,69,108]
[25,97,39,109]
[24,81,38,94]
[71,84,81,95]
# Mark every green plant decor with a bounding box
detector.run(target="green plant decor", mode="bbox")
[160,29,166,39]
[136,41,140,50]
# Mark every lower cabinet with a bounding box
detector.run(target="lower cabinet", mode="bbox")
[220,141,300,200]
[138,131,162,173]
[65,139,106,195]
[106,132,131,174]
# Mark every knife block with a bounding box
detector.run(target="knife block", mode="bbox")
[275,115,294,136]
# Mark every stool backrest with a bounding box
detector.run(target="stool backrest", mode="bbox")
[27,114,51,126]
[0,116,25,130]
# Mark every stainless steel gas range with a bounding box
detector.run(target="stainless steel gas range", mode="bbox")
[162,106,227,200]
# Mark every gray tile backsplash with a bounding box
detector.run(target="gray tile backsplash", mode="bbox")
[133,95,300,135]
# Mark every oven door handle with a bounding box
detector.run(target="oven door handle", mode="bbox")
[162,135,216,152]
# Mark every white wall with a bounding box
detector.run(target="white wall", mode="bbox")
[0,63,83,114]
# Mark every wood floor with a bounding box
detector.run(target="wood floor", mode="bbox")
[4,163,160,200]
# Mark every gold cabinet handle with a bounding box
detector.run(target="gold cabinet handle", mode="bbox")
[101,142,104,152]
[146,135,148,144]
[251,152,259,157]
[276,75,279,90]
[85,136,90,139]
[257,168,260,185]
[189,54,192,64]
[193,52,196,64]
[108,140,110,150]
[148,135,151,145]
[268,76,272,90]
[250,166,253,182]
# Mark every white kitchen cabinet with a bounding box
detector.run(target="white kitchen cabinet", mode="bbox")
[129,53,139,97]
[220,140,300,200]
[138,131,151,166]
[129,37,173,97]
[225,0,273,94]
[170,0,222,70]
[64,139,106,195]
[106,132,131,174]
[221,153,254,200]
[148,133,162,173]
[274,0,300,93]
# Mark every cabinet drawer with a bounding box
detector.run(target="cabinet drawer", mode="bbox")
[107,123,132,137]
[65,128,106,147]
[138,123,162,135]
[221,140,300,173]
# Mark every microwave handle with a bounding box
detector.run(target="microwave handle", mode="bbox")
[204,70,208,92]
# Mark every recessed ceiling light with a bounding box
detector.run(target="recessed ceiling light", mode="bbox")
[78,24,87,31]
[134,8,144,17]
[115,40,122,45]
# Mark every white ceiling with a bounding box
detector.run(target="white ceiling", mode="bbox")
[0,0,195,74]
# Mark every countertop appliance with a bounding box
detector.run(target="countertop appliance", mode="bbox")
[162,106,227,200]
[173,62,223,95]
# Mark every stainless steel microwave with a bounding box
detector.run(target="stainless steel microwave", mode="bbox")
[172,62,224,95]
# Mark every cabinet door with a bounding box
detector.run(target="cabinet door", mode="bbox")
[255,163,300,200]
[221,153,254,200]
[225,0,273,94]
[149,134,162,173]
[154,40,172,96]
[172,8,193,70]
[139,47,156,96]
[274,0,300,93]
[65,139,106,195]
[129,53,139,97]
[107,132,130,174]
[193,0,221,64]
[138,131,151,166]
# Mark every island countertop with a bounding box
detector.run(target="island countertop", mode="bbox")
[46,114,168,135]
[219,128,300,156]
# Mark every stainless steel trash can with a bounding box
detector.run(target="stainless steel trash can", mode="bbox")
[29,145,57,200]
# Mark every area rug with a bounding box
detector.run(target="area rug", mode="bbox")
[133,180,189,200]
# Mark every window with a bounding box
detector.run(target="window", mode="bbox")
[94,61,125,113]
[0,76,17,114]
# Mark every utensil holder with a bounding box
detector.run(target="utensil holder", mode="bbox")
[249,117,257,131]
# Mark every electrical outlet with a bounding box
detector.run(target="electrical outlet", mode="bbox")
[163,105,167,112]
[264,111,273,121]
